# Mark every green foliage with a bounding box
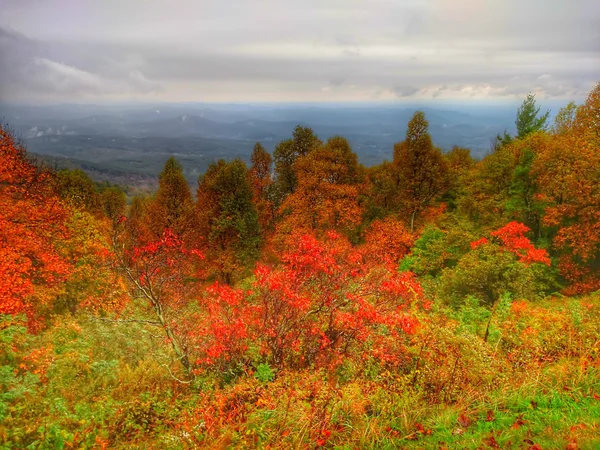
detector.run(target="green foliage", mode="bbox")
[254,363,275,383]
[55,168,100,211]
[197,158,260,283]
[401,221,475,277]
[273,125,321,203]
[515,93,550,139]
[439,243,554,307]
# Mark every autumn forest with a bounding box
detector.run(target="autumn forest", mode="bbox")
[1,83,600,449]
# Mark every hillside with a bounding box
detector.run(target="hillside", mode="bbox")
[1,84,599,449]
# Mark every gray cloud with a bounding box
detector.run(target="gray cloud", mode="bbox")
[0,0,598,102]
[0,28,161,100]
[391,86,420,98]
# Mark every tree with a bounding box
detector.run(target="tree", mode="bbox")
[505,133,551,242]
[394,111,448,232]
[277,136,363,238]
[196,159,260,284]
[443,146,475,210]
[439,222,553,341]
[491,130,513,152]
[456,141,516,228]
[532,83,600,294]
[273,126,321,202]
[55,169,100,211]
[0,125,72,326]
[126,195,152,248]
[112,228,205,379]
[515,93,550,139]
[100,186,127,224]
[552,101,578,135]
[147,157,194,239]
[249,142,275,233]
[364,161,402,220]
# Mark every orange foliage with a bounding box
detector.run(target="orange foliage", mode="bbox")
[363,218,414,267]
[532,83,600,293]
[278,137,363,238]
[0,125,72,325]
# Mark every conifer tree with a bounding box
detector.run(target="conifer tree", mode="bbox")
[394,111,448,232]
[515,93,550,139]
[147,157,193,238]
[250,143,275,232]
[196,159,260,284]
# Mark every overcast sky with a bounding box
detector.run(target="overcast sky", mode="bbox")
[1,0,598,103]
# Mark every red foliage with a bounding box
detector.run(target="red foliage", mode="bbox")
[490,222,551,266]
[122,228,206,313]
[470,237,488,249]
[471,222,551,266]
[191,232,425,371]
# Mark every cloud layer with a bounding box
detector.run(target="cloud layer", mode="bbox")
[1,0,598,102]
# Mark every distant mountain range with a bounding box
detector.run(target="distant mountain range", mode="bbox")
[0,102,533,185]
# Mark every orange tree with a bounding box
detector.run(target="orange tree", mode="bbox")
[277,136,364,241]
[532,83,600,294]
[0,125,72,327]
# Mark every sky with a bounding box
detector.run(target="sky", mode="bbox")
[0,0,598,103]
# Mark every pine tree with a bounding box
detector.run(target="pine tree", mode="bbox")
[196,159,260,284]
[250,142,275,232]
[394,111,448,232]
[148,157,193,238]
[515,93,550,139]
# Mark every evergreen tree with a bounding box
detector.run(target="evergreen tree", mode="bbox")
[148,157,193,238]
[394,111,448,232]
[515,93,550,139]
[196,159,260,284]
[250,142,275,233]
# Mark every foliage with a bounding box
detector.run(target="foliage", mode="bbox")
[112,227,205,379]
[191,232,425,373]
[0,126,72,327]
[2,83,600,449]
[147,157,194,239]
[515,93,550,139]
[196,158,260,284]
[273,126,321,203]
[439,222,553,308]
[277,136,364,239]
[393,111,448,232]
[249,142,275,234]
